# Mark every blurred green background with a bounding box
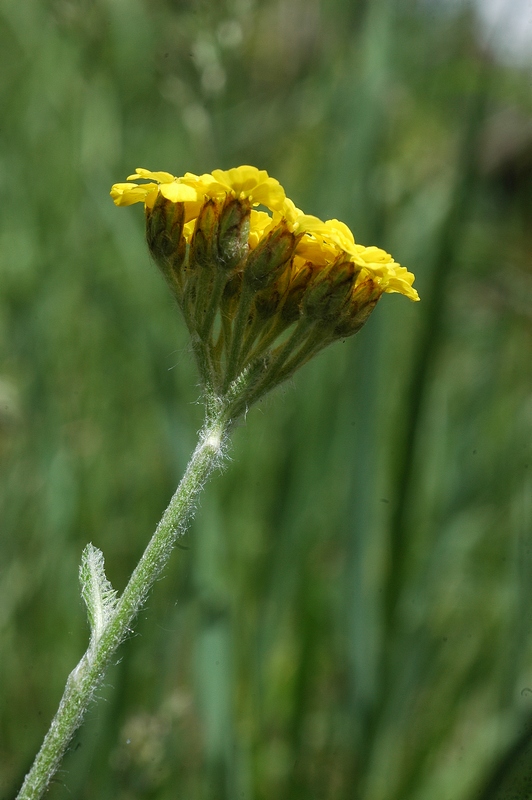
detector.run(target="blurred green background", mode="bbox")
[1,0,532,798]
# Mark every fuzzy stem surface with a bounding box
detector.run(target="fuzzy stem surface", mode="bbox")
[16,410,228,800]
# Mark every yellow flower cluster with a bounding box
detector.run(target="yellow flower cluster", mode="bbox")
[111,165,418,408]
[111,165,419,303]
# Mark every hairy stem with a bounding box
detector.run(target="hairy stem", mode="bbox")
[16,410,229,800]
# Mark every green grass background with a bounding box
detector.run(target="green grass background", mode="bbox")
[1,1,532,798]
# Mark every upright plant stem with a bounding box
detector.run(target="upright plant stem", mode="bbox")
[16,410,229,800]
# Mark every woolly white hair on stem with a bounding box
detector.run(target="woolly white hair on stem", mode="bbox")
[80,544,118,654]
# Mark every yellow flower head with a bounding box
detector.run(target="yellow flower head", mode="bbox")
[111,164,285,214]
[111,165,419,409]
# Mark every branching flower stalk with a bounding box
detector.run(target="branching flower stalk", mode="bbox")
[16,166,418,800]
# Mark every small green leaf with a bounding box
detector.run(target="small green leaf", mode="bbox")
[79,544,118,650]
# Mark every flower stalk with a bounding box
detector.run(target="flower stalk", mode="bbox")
[16,407,229,800]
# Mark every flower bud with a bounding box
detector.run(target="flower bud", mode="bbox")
[189,198,220,269]
[279,262,313,324]
[145,195,186,292]
[302,258,355,321]
[218,197,250,271]
[244,225,298,290]
[332,279,381,338]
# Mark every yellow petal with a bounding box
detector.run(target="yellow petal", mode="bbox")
[250,210,272,230]
[110,182,158,206]
[295,234,337,267]
[293,215,329,235]
[249,178,285,211]
[183,219,197,243]
[127,168,176,183]
[159,182,200,202]
[324,219,355,247]
[359,245,393,264]
[249,210,275,248]
[210,166,286,212]
[211,165,266,193]
[382,267,420,301]
[274,197,303,229]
